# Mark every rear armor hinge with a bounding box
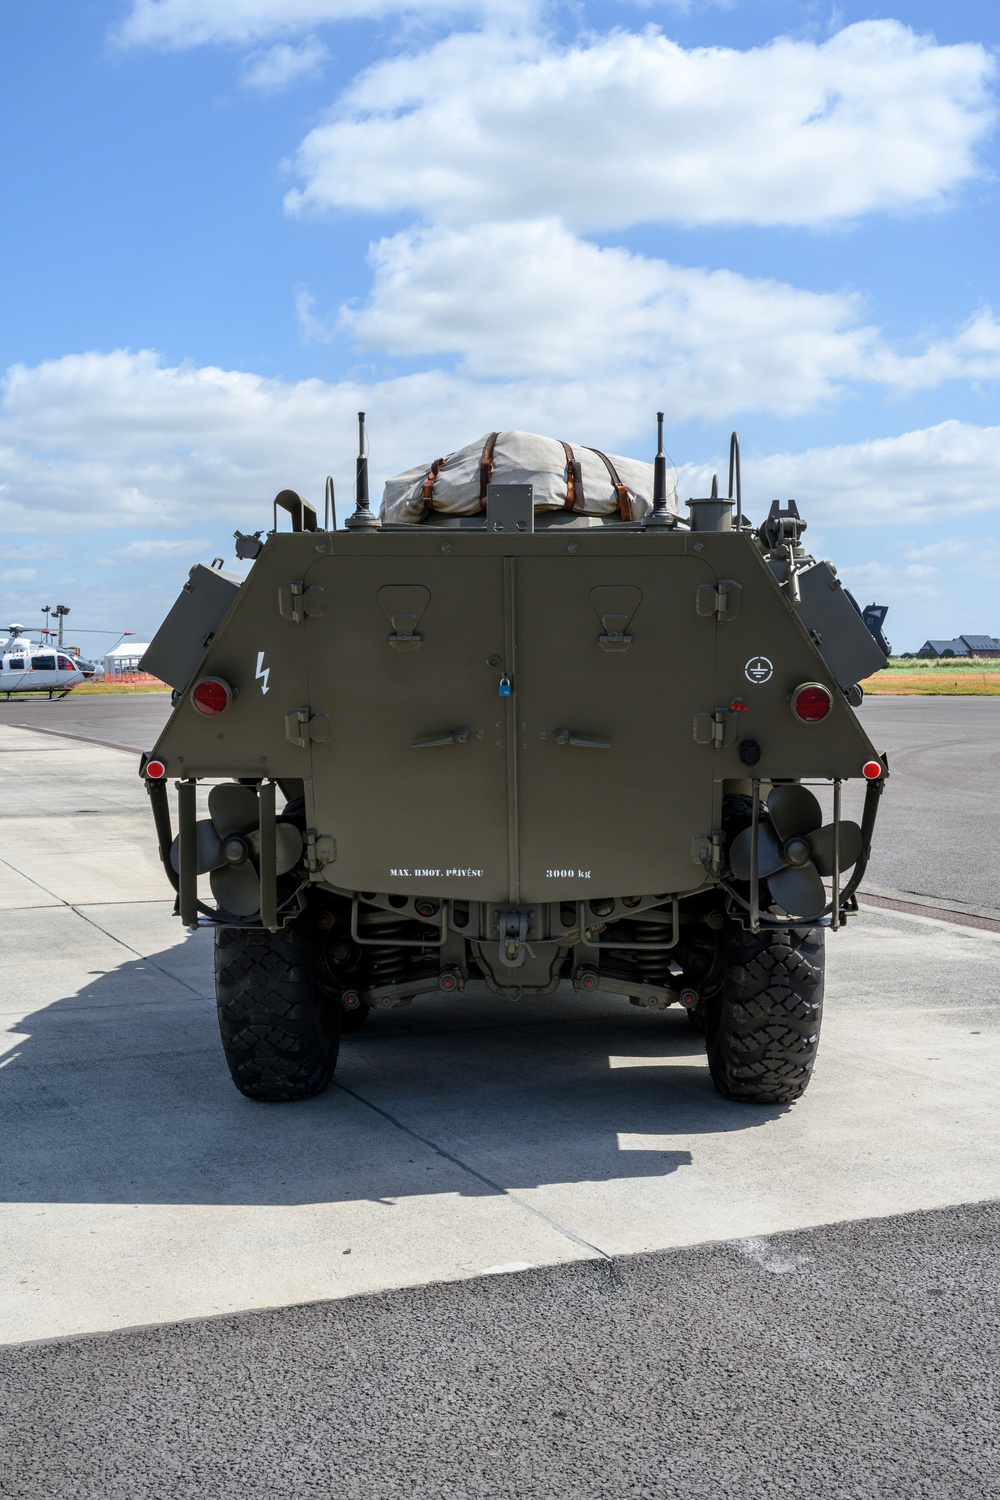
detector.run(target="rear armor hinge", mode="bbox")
[278,580,326,624]
[693,709,739,750]
[695,580,742,622]
[285,707,332,748]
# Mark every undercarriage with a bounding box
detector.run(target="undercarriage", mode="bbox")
[311,887,726,1017]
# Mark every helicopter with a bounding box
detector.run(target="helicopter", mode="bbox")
[0,626,85,699]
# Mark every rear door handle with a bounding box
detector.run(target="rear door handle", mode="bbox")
[552,728,611,749]
[412,726,471,748]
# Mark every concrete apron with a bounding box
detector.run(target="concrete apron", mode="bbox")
[1,723,998,1345]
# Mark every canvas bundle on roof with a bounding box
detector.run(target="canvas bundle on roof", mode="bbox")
[380,430,675,525]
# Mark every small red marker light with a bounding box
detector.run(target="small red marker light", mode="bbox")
[192,677,232,715]
[145,759,167,780]
[862,760,883,780]
[790,683,832,723]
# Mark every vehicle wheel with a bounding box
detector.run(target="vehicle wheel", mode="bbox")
[215,924,341,1101]
[705,920,824,1104]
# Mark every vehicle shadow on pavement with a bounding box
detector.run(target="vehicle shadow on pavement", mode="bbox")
[0,938,784,1209]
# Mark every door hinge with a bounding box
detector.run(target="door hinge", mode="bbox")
[304,829,337,872]
[695,580,742,621]
[693,709,739,750]
[285,707,331,748]
[279,580,326,624]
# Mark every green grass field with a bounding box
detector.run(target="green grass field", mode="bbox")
[863,658,1000,695]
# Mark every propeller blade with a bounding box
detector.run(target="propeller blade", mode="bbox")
[210,862,261,918]
[169,818,225,875]
[730,823,787,881]
[768,784,822,841]
[275,822,303,876]
[768,862,827,919]
[808,821,864,877]
[208,782,260,838]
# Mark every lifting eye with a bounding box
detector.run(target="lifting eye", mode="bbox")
[192,677,233,715]
[790,682,832,723]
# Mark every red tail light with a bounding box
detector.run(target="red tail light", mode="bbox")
[192,677,232,715]
[145,759,167,780]
[862,759,883,780]
[790,683,832,723]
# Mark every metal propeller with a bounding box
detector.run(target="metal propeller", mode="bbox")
[730,784,863,919]
[170,783,303,917]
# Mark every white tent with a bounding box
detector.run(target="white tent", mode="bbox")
[102,643,151,676]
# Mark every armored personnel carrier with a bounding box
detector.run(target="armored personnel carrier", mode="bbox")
[140,416,888,1106]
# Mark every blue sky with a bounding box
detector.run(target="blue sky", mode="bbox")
[1,0,998,649]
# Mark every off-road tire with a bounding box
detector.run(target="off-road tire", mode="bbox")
[705,921,824,1104]
[215,925,341,1101]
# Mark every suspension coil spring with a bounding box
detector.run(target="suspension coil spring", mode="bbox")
[357,910,412,986]
[631,918,673,988]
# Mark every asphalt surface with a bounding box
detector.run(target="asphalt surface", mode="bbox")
[1,693,998,1497]
[0,691,171,755]
[2,1201,997,1499]
[859,697,1000,912]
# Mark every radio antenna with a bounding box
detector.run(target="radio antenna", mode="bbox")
[647,411,673,526]
[345,410,380,530]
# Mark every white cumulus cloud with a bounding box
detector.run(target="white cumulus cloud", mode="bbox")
[2,353,999,638]
[680,419,1000,528]
[288,21,996,229]
[115,0,527,49]
[335,219,1000,415]
[242,37,329,93]
[3,352,999,539]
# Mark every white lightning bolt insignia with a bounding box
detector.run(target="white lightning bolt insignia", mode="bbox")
[255,651,270,695]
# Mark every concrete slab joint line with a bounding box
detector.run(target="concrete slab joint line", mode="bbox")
[860,890,1000,932]
[334,1081,612,1260]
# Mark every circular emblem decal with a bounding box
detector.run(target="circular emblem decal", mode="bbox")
[745,655,774,684]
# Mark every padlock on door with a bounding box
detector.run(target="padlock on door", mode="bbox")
[498,673,512,698]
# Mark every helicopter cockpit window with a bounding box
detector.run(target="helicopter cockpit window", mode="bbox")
[58,656,76,671]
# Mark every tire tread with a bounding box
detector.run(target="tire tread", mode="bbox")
[214,925,340,1102]
[707,922,824,1104]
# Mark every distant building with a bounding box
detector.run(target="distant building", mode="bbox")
[917,634,1000,658]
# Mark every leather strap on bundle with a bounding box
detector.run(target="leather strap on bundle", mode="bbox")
[421,455,446,506]
[560,440,585,512]
[585,447,634,522]
[478,432,500,508]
